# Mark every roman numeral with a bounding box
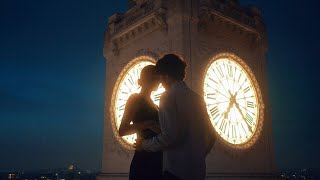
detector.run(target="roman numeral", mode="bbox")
[123,81,132,91]
[237,72,242,83]
[208,76,218,84]
[121,91,129,95]
[219,120,227,133]
[216,66,224,78]
[154,93,161,101]
[210,106,219,119]
[247,101,255,108]
[232,125,236,139]
[128,74,135,85]
[228,65,233,77]
[245,113,253,125]
[240,123,248,136]
[207,93,216,100]
[134,69,139,79]
[118,104,125,111]
[244,86,250,93]
[205,82,214,89]
[225,122,229,136]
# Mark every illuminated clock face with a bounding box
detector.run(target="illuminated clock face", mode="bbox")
[204,53,264,148]
[111,57,165,149]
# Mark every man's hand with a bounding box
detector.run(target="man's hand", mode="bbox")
[149,122,161,134]
[137,120,158,131]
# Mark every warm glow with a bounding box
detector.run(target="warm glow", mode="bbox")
[113,59,165,146]
[204,55,260,146]
[68,164,74,170]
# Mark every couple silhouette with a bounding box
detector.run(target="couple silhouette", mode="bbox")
[119,54,216,180]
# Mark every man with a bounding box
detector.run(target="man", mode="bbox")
[136,54,216,180]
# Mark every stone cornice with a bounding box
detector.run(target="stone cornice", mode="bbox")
[105,0,167,56]
[108,0,167,37]
[108,10,167,56]
[198,0,266,37]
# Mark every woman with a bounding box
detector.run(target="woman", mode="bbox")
[119,65,162,180]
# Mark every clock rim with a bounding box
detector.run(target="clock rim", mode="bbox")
[110,56,156,150]
[203,52,265,149]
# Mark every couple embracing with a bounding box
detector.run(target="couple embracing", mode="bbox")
[119,54,216,180]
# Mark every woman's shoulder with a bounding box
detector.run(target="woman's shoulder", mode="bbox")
[127,93,142,105]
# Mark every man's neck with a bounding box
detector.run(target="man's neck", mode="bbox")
[167,80,183,91]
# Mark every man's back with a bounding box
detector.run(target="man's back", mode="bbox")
[160,81,214,180]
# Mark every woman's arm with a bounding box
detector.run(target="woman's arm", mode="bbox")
[118,95,138,136]
[118,95,157,136]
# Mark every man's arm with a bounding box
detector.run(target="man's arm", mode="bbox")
[141,92,184,152]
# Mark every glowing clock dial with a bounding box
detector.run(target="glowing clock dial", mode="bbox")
[203,54,263,148]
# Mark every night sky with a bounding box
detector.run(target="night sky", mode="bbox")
[1,0,319,171]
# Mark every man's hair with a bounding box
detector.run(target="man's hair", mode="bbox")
[156,54,187,80]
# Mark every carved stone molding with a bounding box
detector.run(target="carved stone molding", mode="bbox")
[154,8,168,33]
[108,11,167,56]
[198,7,211,32]
[198,1,266,40]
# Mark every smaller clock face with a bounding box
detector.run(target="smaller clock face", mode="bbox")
[203,54,263,148]
[112,58,165,148]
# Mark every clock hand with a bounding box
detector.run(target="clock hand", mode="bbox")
[223,99,233,119]
[223,91,236,119]
[234,100,252,132]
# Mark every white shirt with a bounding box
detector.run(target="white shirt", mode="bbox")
[142,81,215,180]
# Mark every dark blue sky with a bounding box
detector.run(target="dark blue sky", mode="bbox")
[0,0,319,171]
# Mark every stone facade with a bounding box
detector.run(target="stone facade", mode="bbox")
[98,0,276,179]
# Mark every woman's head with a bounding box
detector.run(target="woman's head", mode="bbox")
[138,65,160,91]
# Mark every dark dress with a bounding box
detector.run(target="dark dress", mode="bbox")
[129,94,163,180]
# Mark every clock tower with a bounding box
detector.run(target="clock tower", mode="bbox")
[98,0,276,179]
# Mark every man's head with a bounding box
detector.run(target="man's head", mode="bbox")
[155,54,187,89]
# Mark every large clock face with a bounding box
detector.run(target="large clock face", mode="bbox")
[111,56,165,149]
[203,53,264,148]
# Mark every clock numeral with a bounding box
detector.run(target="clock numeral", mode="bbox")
[220,120,227,134]
[231,125,236,139]
[239,79,247,90]
[216,66,224,78]
[154,93,161,101]
[245,113,254,125]
[244,86,250,93]
[134,69,140,79]
[237,72,242,83]
[208,76,218,84]
[225,122,229,136]
[205,82,214,89]
[207,93,216,100]
[240,122,248,136]
[120,91,129,95]
[130,74,136,85]
[209,106,219,118]
[123,81,132,92]
[228,64,233,77]
[247,101,255,109]
[118,104,125,111]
